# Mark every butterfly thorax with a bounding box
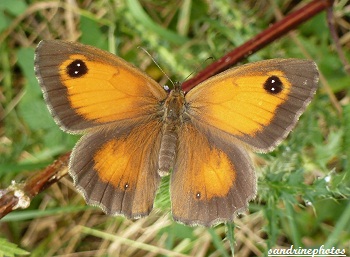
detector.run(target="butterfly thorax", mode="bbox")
[158,85,186,177]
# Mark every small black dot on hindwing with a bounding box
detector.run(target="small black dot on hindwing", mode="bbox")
[124,183,129,190]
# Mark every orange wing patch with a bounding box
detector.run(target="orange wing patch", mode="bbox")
[192,145,236,200]
[60,54,162,124]
[93,139,135,190]
[187,71,291,136]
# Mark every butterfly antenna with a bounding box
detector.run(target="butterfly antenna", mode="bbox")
[138,46,175,88]
[182,56,215,83]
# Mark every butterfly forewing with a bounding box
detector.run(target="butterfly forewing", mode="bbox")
[35,40,167,133]
[185,59,318,152]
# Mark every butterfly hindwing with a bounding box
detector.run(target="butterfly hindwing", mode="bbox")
[70,120,163,218]
[170,123,256,226]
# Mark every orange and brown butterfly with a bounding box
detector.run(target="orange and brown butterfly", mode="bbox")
[34,40,319,227]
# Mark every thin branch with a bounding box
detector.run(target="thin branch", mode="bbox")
[0,153,70,219]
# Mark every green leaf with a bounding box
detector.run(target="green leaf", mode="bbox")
[0,0,27,16]
[0,238,29,256]
[80,16,109,50]
[0,14,11,32]
[126,0,187,45]
[16,47,40,99]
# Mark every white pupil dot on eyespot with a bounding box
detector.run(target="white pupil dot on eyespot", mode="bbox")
[271,79,275,83]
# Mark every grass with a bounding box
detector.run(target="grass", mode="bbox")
[1,0,350,256]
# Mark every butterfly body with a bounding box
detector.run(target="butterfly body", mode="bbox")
[158,84,186,176]
[35,40,319,226]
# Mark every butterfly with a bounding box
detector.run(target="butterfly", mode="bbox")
[35,40,319,226]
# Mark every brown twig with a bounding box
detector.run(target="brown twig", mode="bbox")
[326,4,350,74]
[0,152,70,219]
[0,0,335,220]
[181,0,335,92]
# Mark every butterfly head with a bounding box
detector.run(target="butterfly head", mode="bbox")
[173,81,183,93]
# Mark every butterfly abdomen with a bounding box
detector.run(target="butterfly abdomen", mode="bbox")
[158,124,178,176]
[158,88,186,176]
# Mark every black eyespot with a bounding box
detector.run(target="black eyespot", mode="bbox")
[196,192,201,199]
[66,59,88,78]
[263,75,283,94]
[124,183,129,190]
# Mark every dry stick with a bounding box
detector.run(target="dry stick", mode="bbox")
[326,5,350,74]
[181,0,335,92]
[0,0,334,219]
[0,152,70,219]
